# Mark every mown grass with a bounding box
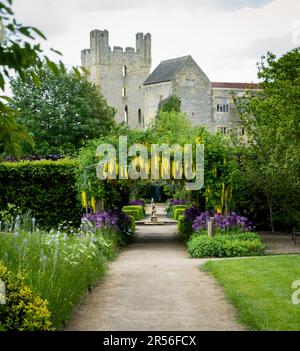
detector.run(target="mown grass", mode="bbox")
[203,255,300,331]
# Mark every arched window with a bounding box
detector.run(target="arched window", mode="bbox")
[123,65,127,77]
[124,105,128,124]
[138,109,142,124]
[122,88,126,98]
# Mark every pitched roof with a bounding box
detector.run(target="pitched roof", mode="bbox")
[144,56,192,85]
[212,82,259,89]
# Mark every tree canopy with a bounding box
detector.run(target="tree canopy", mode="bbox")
[10,63,116,155]
[237,49,300,231]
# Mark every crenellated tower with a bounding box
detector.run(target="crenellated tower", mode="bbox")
[81,29,152,128]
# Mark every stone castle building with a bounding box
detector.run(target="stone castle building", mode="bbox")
[82,30,257,135]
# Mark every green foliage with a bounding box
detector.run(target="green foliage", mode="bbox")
[0,107,34,158]
[235,49,300,231]
[128,215,136,233]
[187,233,265,258]
[177,215,194,241]
[10,62,116,156]
[173,208,187,220]
[170,205,188,219]
[158,95,181,113]
[122,209,142,221]
[196,127,239,212]
[122,205,145,219]
[0,160,81,229]
[150,110,196,145]
[76,127,153,210]
[0,261,54,331]
[203,255,300,330]
[0,226,115,328]
[177,215,194,242]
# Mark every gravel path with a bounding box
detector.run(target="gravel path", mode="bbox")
[66,223,244,331]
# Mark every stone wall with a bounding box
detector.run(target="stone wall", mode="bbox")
[212,88,245,133]
[82,30,151,129]
[143,81,172,127]
[82,30,248,134]
[171,57,213,129]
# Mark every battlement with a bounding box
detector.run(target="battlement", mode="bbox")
[81,29,151,67]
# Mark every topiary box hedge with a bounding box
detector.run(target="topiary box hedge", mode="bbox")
[173,208,186,220]
[0,160,81,229]
[122,205,145,220]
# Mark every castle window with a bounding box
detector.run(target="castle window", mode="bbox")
[123,65,127,77]
[217,98,229,113]
[238,126,245,136]
[122,88,126,98]
[187,79,195,87]
[124,106,128,124]
[138,109,142,124]
[218,127,228,135]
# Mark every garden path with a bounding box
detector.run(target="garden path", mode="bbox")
[66,220,244,331]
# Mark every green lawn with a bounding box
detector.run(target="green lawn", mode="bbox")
[203,255,300,331]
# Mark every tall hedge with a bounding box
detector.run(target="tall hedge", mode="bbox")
[0,160,81,229]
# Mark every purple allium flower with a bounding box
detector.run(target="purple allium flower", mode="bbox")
[192,210,253,234]
[129,200,145,206]
[170,199,186,207]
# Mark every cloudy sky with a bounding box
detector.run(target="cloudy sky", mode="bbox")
[13,0,300,82]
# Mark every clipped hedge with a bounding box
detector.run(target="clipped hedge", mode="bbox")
[174,208,186,220]
[188,233,265,258]
[122,209,141,221]
[177,215,192,241]
[172,205,188,218]
[0,160,81,229]
[122,205,144,220]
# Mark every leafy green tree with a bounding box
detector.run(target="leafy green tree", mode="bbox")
[237,49,300,232]
[10,63,116,155]
[150,110,196,144]
[0,106,34,157]
[157,94,181,114]
[0,0,60,157]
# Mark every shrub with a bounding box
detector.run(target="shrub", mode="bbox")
[0,160,81,229]
[0,261,54,331]
[172,205,188,219]
[187,233,265,258]
[166,200,186,217]
[178,206,202,241]
[122,205,144,220]
[0,227,111,328]
[122,209,141,221]
[174,208,186,220]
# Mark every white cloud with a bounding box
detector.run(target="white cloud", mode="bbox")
[12,0,300,82]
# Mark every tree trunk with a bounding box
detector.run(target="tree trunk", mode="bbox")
[266,192,275,233]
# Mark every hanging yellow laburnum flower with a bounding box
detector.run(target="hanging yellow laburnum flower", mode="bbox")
[108,158,116,176]
[81,192,87,208]
[196,136,203,144]
[171,160,175,179]
[91,196,97,213]
[221,182,226,209]
[119,164,128,179]
[161,156,170,179]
